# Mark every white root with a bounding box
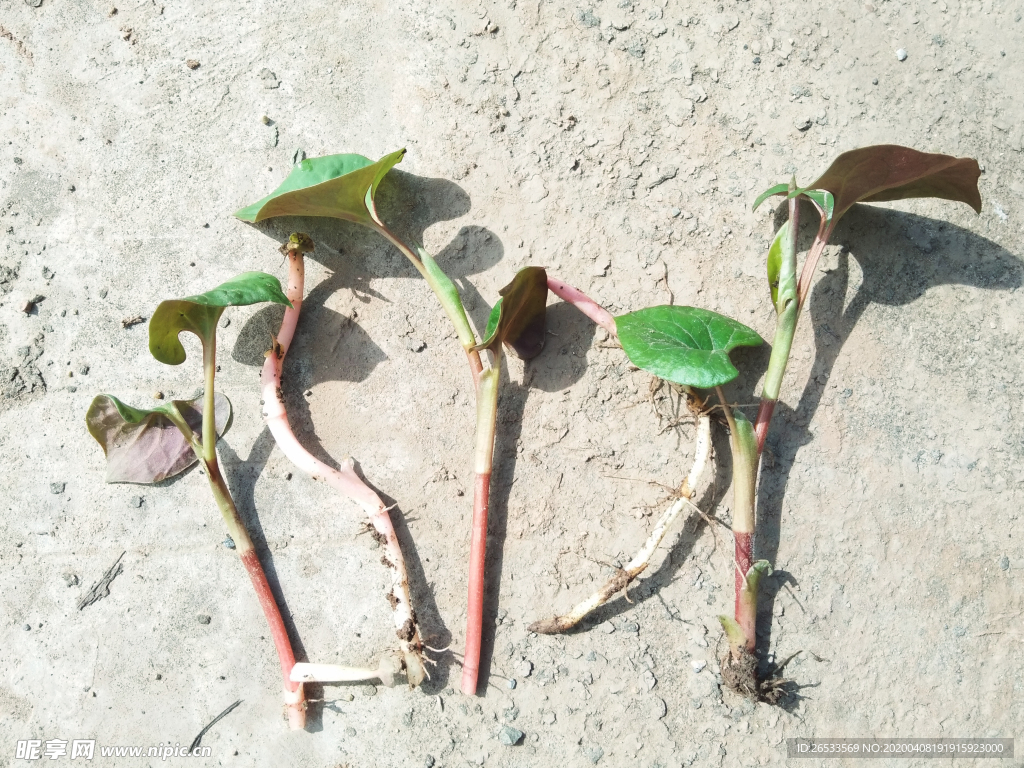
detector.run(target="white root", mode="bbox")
[529,412,712,634]
[290,655,404,687]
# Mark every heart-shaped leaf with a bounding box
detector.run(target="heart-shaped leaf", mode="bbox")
[615,306,762,388]
[474,267,549,360]
[86,393,231,483]
[809,145,981,220]
[150,272,291,365]
[233,150,406,224]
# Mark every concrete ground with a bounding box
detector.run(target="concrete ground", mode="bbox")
[1,0,1022,765]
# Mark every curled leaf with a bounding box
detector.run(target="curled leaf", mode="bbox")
[809,145,981,220]
[615,306,762,389]
[474,267,549,360]
[752,183,789,212]
[233,150,406,224]
[86,393,231,484]
[150,272,291,365]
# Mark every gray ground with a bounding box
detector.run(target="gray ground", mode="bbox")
[1,0,1022,766]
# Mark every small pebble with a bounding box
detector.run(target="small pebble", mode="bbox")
[42,267,54,279]
[197,614,212,625]
[795,117,812,131]
[517,660,533,677]
[68,184,76,192]
[585,745,604,764]
[692,659,707,672]
[999,556,1010,571]
[153,391,164,400]
[223,536,235,549]
[155,673,162,680]
[220,317,231,328]
[62,572,79,587]
[98,288,108,298]
[130,495,143,508]
[423,757,436,768]
[896,48,908,61]
[406,338,427,353]
[872,78,879,85]
[23,623,32,631]
[186,59,200,69]
[340,693,354,702]
[498,725,524,746]
[50,481,65,494]
[25,0,43,7]
[363,685,377,696]
[651,697,667,719]
[78,364,90,375]
[345,727,356,737]
[507,678,517,689]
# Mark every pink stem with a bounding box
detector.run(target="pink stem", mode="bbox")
[547,277,617,336]
[460,471,491,695]
[260,241,425,685]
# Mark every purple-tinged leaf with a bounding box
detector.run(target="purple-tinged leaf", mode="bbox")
[86,393,231,484]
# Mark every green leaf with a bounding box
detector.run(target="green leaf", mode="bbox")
[473,267,549,360]
[484,298,503,342]
[743,560,773,594]
[808,144,981,221]
[86,393,231,484]
[717,615,748,655]
[766,223,785,309]
[233,150,406,224]
[751,183,790,212]
[149,272,291,365]
[766,220,798,314]
[615,306,762,389]
[797,188,834,224]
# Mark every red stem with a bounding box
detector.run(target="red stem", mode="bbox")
[239,549,300,685]
[753,399,776,456]
[461,471,491,695]
[546,277,617,336]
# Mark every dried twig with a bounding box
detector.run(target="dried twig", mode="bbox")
[77,551,125,610]
[188,699,242,753]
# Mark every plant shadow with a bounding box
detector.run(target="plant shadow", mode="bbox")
[754,204,1023,691]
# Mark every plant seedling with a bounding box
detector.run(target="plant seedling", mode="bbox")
[530,280,763,634]
[461,266,549,691]
[258,233,427,688]
[236,152,520,695]
[716,145,983,699]
[86,272,308,728]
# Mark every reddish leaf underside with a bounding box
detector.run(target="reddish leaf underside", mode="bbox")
[810,145,982,221]
[86,393,230,484]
